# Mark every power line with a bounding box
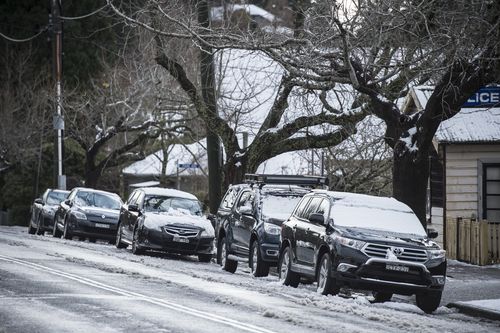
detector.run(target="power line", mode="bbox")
[0,28,47,43]
[59,4,108,20]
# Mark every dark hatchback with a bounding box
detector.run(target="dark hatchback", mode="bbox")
[28,189,69,235]
[53,187,122,242]
[116,187,214,262]
[215,174,327,276]
[279,190,446,313]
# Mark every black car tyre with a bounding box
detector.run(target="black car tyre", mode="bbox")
[373,291,393,303]
[35,214,44,235]
[28,221,36,235]
[115,224,127,249]
[416,290,442,314]
[198,254,212,263]
[131,228,145,255]
[249,241,269,277]
[317,252,339,295]
[89,238,96,243]
[278,246,300,288]
[63,219,73,240]
[52,219,62,238]
[218,236,237,273]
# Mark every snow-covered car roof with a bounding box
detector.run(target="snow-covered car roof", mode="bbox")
[72,187,121,198]
[137,187,198,200]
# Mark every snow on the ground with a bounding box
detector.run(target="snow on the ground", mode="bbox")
[1,226,499,332]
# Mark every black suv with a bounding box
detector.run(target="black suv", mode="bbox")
[215,174,327,277]
[279,190,446,313]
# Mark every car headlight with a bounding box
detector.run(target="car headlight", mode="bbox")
[73,211,87,220]
[263,222,281,235]
[200,227,215,237]
[428,249,446,260]
[336,235,366,250]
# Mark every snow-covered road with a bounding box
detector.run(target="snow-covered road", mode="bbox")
[0,226,498,333]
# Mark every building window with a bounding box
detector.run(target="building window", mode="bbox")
[483,164,500,222]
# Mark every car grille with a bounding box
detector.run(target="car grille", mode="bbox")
[163,225,200,238]
[362,243,428,263]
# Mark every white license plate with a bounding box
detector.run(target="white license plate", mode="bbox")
[173,236,189,243]
[385,264,409,272]
[95,223,110,229]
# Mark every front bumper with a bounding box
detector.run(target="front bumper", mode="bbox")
[138,227,214,255]
[333,258,446,295]
[260,242,280,263]
[70,219,118,239]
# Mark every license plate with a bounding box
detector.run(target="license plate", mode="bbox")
[173,236,189,243]
[95,223,110,229]
[386,264,409,272]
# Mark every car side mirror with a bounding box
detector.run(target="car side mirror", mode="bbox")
[206,213,216,228]
[309,213,324,225]
[34,198,43,205]
[427,228,438,239]
[64,199,72,207]
[129,204,140,212]
[239,206,253,216]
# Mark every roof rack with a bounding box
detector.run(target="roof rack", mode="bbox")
[244,174,329,188]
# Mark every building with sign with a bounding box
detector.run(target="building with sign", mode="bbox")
[403,86,500,249]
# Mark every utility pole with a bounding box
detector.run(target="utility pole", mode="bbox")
[49,0,66,190]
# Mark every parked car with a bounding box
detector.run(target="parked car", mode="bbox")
[215,174,328,276]
[53,187,123,242]
[116,187,214,262]
[278,190,446,313]
[28,189,70,235]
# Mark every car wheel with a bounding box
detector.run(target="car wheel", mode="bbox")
[63,219,73,240]
[115,223,128,249]
[131,228,144,255]
[217,236,237,273]
[198,254,212,263]
[316,252,339,295]
[249,241,269,277]
[278,246,300,287]
[372,291,393,303]
[416,290,442,313]
[52,218,62,238]
[89,238,96,243]
[35,214,44,236]
[28,220,36,235]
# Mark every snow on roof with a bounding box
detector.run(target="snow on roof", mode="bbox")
[138,187,198,200]
[129,181,160,188]
[325,191,413,212]
[435,107,500,143]
[409,85,434,111]
[211,4,276,22]
[123,140,207,176]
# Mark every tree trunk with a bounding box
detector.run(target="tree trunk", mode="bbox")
[392,149,429,228]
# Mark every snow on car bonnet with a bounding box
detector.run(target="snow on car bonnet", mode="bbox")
[328,191,426,237]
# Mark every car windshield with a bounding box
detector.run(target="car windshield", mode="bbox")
[143,195,203,216]
[74,191,121,210]
[261,194,303,221]
[47,191,68,205]
[329,195,426,237]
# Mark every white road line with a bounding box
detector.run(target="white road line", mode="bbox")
[0,254,278,333]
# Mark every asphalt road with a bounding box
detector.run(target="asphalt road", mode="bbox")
[1,226,499,333]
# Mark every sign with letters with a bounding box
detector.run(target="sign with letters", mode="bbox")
[463,87,500,107]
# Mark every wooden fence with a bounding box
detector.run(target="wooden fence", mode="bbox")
[446,217,500,265]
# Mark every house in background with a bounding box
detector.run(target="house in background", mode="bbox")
[404,86,500,248]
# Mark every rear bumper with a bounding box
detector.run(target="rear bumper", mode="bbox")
[333,258,446,295]
[138,228,214,255]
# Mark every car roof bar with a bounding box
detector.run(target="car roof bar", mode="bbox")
[244,174,329,188]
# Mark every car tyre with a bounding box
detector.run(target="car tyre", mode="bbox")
[217,236,237,273]
[115,224,127,249]
[131,228,145,255]
[416,290,442,314]
[249,241,269,277]
[317,252,339,295]
[63,219,73,240]
[28,221,36,235]
[52,218,62,238]
[278,246,300,288]
[372,291,393,303]
[198,254,212,263]
[35,214,44,236]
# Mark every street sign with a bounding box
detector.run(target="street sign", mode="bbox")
[178,163,200,169]
[463,87,500,107]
